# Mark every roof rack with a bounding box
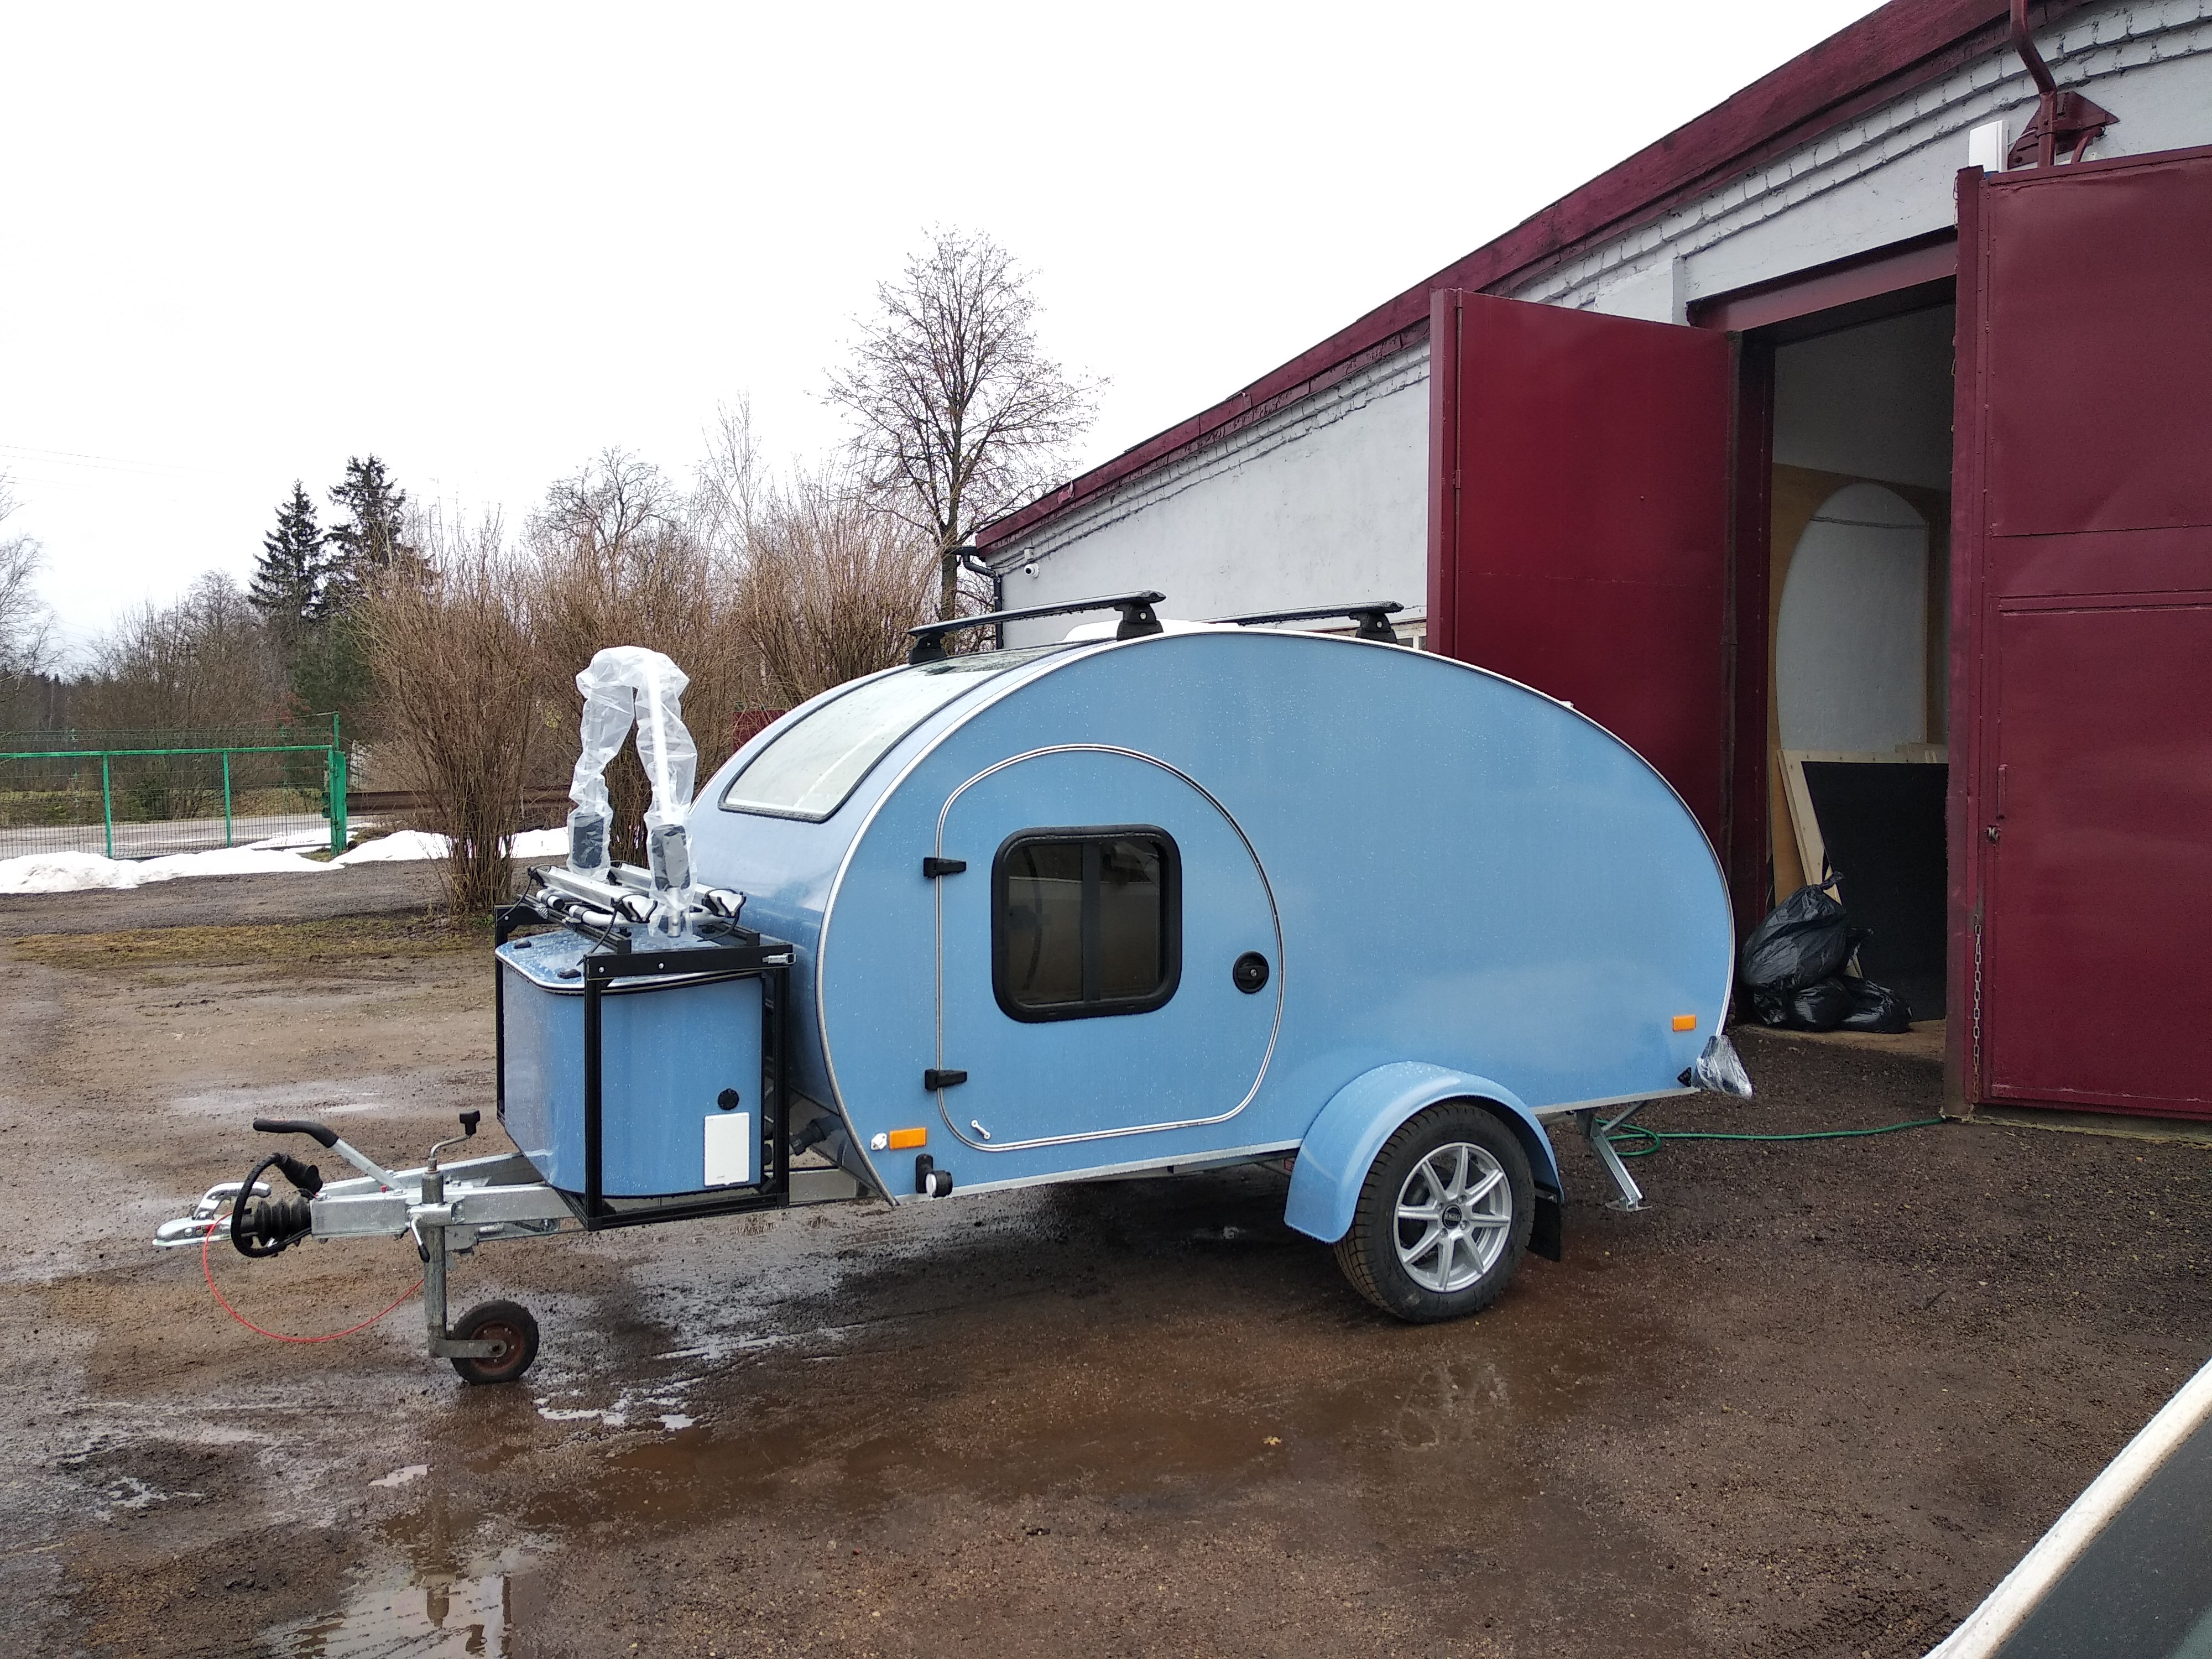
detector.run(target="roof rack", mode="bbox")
[907,592,1166,665]
[1208,600,1407,644]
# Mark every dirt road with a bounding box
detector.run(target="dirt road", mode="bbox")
[3,880,2207,1657]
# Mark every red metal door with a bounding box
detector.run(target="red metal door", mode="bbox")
[1954,145,2212,1118]
[1426,291,1734,841]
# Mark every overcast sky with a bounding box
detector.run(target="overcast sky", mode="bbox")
[1,0,1885,662]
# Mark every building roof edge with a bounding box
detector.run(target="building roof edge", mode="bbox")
[979,0,2070,550]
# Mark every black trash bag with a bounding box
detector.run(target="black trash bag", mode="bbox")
[1741,882,1853,997]
[1839,975,1912,1034]
[1759,974,1854,1031]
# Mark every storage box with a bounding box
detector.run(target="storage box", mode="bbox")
[497,927,769,1199]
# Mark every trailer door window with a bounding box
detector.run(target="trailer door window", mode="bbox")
[994,828,1180,1021]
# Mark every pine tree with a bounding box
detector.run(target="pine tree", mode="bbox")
[323,455,415,612]
[249,482,326,649]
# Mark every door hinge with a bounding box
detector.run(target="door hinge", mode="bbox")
[923,1067,968,1091]
[922,857,967,878]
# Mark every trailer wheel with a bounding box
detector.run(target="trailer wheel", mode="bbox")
[1334,1104,1533,1322]
[448,1300,540,1386]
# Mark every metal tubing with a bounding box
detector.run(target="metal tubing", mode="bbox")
[327,745,347,853]
[100,754,113,858]
[221,751,233,847]
[583,972,603,1218]
[416,1165,498,1361]
[420,1166,446,1349]
[1582,1109,1646,1211]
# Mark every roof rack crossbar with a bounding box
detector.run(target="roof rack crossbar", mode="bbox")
[906,592,1166,665]
[1208,600,1407,644]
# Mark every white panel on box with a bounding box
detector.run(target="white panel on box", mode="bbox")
[702,1113,754,1187]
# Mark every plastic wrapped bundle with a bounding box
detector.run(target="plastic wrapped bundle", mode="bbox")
[568,646,700,928]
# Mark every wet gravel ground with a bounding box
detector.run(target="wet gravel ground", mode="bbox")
[3,879,2209,1658]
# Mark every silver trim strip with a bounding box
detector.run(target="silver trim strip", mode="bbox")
[1533,1086,1700,1118]
[890,1139,1302,1201]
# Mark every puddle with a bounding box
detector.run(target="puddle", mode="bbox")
[263,1546,544,1658]
[505,1248,1662,1547]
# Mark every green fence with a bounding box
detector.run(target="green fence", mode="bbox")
[0,726,349,862]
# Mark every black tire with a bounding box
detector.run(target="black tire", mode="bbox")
[1333,1103,1533,1322]
[448,1299,540,1386]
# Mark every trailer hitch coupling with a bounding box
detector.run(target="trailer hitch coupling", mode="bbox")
[228,1147,324,1258]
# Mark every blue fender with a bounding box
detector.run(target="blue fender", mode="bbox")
[1284,1062,1562,1245]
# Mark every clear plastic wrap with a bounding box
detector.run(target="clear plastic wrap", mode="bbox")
[567,647,700,927]
[1692,1032,1754,1097]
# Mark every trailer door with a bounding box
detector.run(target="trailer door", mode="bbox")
[931,746,1281,1155]
[1955,145,2212,1118]
[1426,290,1733,841]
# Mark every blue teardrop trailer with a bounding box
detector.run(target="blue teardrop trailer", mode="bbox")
[158,596,1747,1384]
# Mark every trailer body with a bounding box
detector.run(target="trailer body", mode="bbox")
[684,624,1733,1227]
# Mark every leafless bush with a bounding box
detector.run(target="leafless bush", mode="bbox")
[528,451,759,864]
[361,512,540,920]
[734,470,942,706]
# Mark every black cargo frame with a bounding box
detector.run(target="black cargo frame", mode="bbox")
[494,901,794,1232]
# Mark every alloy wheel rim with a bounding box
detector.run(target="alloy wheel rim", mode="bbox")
[1392,1141,1511,1293]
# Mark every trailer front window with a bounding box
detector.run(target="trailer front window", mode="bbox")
[993,827,1181,1022]
[721,646,1068,821]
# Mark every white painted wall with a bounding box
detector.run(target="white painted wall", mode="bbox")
[988,345,1430,645]
[1774,304,1956,491]
[989,2,2212,628]
[1775,483,1929,753]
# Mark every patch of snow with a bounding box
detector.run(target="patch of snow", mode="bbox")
[331,829,448,865]
[512,827,569,858]
[138,847,328,881]
[0,846,327,894]
[244,830,341,852]
[369,1464,429,1489]
[0,852,142,894]
[331,826,567,867]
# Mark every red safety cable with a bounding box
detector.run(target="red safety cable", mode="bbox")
[200,1235,422,1344]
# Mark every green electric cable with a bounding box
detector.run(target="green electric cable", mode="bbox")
[1605,1117,1947,1159]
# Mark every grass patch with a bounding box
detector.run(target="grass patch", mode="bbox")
[8,914,490,971]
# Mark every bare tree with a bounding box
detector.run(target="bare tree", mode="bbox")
[361,510,541,919]
[81,572,286,732]
[0,472,54,684]
[734,466,938,706]
[75,571,288,820]
[528,451,760,864]
[690,399,768,563]
[826,227,1100,619]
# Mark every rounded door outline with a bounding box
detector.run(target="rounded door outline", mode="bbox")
[931,744,1284,1153]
